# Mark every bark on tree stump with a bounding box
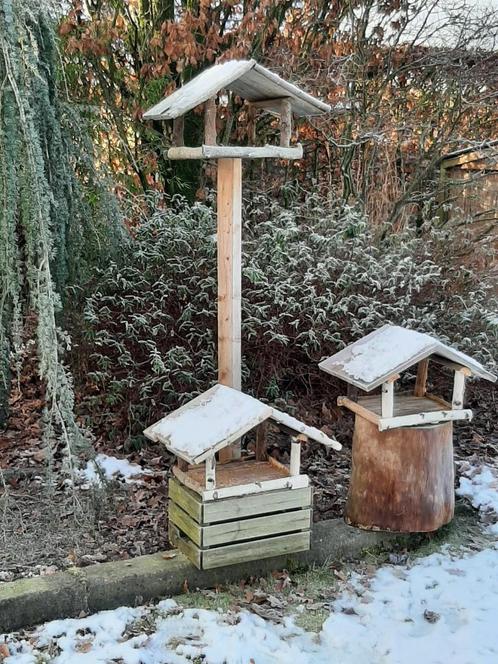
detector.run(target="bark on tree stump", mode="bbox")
[345,415,454,532]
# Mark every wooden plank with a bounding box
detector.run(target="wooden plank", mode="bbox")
[167,144,303,160]
[426,393,452,409]
[172,116,184,147]
[217,158,242,463]
[168,478,202,522]
[169,501,202,546]
[381,381,394,418]
[378,408,473,431]
[202,474,309,501]
[203,508,311,547]
[204,97,217,145]
[452,369,466,409]
[203,486,312,523]
[202,531,310,569]
[337,396,381,426]
[270,408,341,449]
[414,359,429,397]
[358,393,447,417]
[143,60,255,120]
[168,520,201,568]
[279,98,292,147]
[430,355,472,376]
[255,421,267,461]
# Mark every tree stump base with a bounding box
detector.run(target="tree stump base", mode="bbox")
[345,415,454,532]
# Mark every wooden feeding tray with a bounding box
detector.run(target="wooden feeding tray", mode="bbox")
[144,384,341,569]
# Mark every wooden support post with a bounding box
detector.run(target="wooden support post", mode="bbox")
[172,116,184,147]
[414,359,429,397]
[452,369,466,409]
[279,98,292,147]
[381,380,394,418]
[290,438,301,476]
[205,455,216,490]
[204,97,217,145]
[255,421,267,461]
[217,158,242,463]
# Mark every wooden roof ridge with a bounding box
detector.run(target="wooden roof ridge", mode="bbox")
[143,59,331,121]
[319,324,497,392]
[144,384,341,464]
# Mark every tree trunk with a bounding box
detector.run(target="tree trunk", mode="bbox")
[346,416,454,532]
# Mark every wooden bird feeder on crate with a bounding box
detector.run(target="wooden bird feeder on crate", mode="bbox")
[142,61,337,569]
[319,325,496,533]
[144,384,341,569]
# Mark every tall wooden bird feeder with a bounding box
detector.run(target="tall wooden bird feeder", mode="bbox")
[319,325,496,533]
[143,61,335,568]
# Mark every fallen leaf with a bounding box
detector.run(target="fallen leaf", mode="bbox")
[162,552,177,560]
[423,609,440,623]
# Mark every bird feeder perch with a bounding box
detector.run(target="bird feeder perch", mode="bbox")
[144,385,341,569]
[319,325,496,533]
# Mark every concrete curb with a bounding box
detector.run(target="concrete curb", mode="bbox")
[0,518,414,632]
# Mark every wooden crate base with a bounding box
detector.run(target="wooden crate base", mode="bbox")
[168,478,312,569]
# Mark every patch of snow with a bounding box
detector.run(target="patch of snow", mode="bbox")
[457,463,498,534]
[77,454,150,486]
[4,547,498,663]
[144,385,271,463]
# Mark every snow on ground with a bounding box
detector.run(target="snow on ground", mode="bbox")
[77,453,151,486]
[2,463,498,664]
[457,462,498,534]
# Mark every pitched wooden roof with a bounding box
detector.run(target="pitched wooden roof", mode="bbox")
[143,59,331,121]
[144,384,341,464]
[319,325,496,392]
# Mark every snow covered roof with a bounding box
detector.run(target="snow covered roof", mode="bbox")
[143,59,331,121]
[319,325,496,392]
[144,384,341,464]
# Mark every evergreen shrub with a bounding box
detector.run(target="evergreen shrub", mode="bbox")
[77,193,497,444]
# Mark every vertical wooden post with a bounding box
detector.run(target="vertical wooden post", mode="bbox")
[204,97,217,145]
[205,455,216,489]
[279,98,292,147]
[217,158,242,463]
[381,380,394,418]
[255,421,267,461]
[290,438,301,476]
[172,116,184,147]
[452,370,466,409]
[414,359,429,397]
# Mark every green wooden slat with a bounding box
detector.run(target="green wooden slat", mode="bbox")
[202,531,311,570]
[203,486,312,523]
[169,502,202,546]
[169,478,202,522]
[203,509,311,546]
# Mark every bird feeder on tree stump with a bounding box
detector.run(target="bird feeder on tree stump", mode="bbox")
[319,325,496,533]
[142,61,336,568]
[144,384,341,569]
